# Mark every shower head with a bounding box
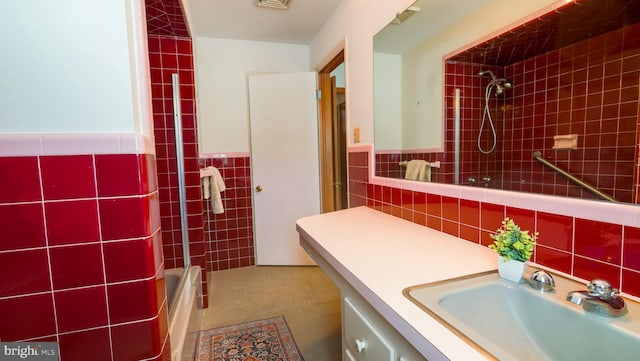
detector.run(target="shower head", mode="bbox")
[480,70,513,96]
[478,70,497,81]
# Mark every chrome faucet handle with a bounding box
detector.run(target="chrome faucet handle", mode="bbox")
[529,270,555,292]
[587,279,617,299]
[566,278,628,317]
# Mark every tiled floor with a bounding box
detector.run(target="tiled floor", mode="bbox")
[185,266,342,361]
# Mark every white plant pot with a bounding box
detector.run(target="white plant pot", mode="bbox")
[498,256,527,283]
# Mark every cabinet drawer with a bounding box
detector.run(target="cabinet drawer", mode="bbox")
[344,297,394,361]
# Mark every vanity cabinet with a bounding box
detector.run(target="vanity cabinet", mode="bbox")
[341,287,425,361]
[301,237,427,361]
[296,206,498,361]
[344,296,394,361]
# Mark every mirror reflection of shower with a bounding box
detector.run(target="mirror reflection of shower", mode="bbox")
[477,70,512,154]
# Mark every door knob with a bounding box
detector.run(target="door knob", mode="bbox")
[255,185,263,192]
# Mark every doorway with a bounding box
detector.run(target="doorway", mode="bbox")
[318,50,348,213]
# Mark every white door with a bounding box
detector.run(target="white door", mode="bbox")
[248,72,319,265]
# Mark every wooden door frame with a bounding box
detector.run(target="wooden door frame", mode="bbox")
[318,50,345,213]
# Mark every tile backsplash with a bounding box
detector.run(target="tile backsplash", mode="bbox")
[350,148,640,298]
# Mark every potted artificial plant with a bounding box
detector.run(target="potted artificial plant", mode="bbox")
[489,217,537,282]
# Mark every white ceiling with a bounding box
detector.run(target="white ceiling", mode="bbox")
[183,0,344,43]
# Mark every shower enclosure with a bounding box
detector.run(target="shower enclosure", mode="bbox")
[146,32,206,360]
[145,1,207,358]
[446,65,514,188]
[167,73,191,308]
[477,70,512,155]
[162,73,203,361]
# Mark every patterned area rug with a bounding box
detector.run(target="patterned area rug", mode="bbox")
[194,315,305,361]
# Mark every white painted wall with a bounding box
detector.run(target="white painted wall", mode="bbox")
[401,41,442,150]
[194,38,310,153]
[309,0,561,147]
[373,52,402,150]
[0,0,150,134]
[309,0,412,147]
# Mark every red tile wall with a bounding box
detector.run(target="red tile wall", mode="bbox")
[145,0,190,38]
[148,34,208,306]
[200,156,255,271]
[349,149,640,297]
[0,154,171,361]
[442,23,640,202]
[442,62,510,190]
[375,153,402,179]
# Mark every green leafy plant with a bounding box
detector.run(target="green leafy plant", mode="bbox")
[489,217,537,262]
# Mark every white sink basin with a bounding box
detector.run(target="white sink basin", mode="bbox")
[404,271,640,361]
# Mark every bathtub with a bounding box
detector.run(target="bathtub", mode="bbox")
[165,268,182,310]
[166,266,203,361]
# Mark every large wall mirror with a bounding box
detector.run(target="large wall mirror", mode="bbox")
[373,0,640,205]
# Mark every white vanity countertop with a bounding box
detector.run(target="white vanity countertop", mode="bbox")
[296,206,498,361]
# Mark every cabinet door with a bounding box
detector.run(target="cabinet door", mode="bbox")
[344,297,395,361]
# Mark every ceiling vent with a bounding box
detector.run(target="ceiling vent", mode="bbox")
[256,0,290,10]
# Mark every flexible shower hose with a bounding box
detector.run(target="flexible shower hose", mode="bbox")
[478,83,498,154]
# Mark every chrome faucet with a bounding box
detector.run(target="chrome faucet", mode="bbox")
[566,279,628,317]
[529,270,555,292]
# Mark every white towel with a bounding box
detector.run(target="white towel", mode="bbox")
[204,166,226,214]
[202,176,211,200]
[418,162,431,182]
[404,160,422,180]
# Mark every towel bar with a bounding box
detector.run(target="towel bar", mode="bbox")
[399,160,440,168]
[200,168,215,178]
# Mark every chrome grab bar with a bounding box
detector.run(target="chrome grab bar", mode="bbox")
[533,151,616,202]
